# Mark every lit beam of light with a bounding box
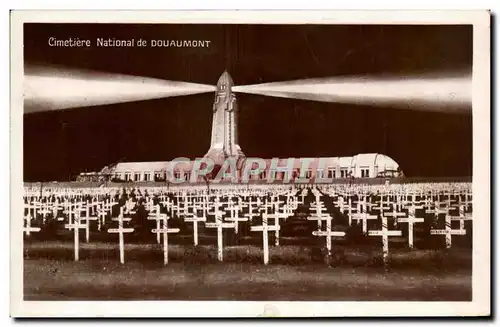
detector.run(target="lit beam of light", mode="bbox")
[24,65,216,113]
[232,74,472,113]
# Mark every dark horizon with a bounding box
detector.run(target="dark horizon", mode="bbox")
[23,23,473,182]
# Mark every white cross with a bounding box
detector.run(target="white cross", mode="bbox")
[51,199,63,220]
[96,207,108,231]
[30,200,42,218]
[195,198,208,221]
[300,188,308,203]
[244,197,261,221]
[251,213,280,265]
[38,203,52,224]
[259,199,275,217]
[205,198,235,262]
[64,213,87,261]
[108,207,135,264]
[88,198,101,216]
[103,198,118,213]
[364,196,378,212]
[278,199,293,219]
[160,197,173,215]
[445,194,458,209]
[368,215,402,266]
[176,193,190,218]
[63,202,81,225]
[225,199,247,234]
[397,204,424,249]
[353,197,368,214]
[23,214,41,236]
[288,194,299,212]
[422,195,433,212]
[335,196,345,213]
[310,214,345,254]
[426,201,448,220]
[307,212,331,233]
[459,193,473,209]
[267,197,287,246]
[372,195,391,215]
[265,207,288,247]
[346,197,356,226]
[78,204,98,242]
[24,202,37,218]
[384,204,407,227]
[171,198,180,217]
[451,204,473,230]
[151,215,180,265]
[184,208,207,247]
[430,214,466,249]
[147,204,164,244]
[309,195,328,228]
[351,212,378,234]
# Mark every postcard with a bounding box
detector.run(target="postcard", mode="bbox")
[10,10,490,317]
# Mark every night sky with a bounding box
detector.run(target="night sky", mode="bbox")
[23,23,473,182]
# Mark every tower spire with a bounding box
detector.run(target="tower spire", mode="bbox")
[205,71,244,166]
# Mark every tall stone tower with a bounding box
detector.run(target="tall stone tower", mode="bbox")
[204,71,245,167]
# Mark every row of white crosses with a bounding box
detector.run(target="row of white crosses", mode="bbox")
[184,204,206,247]
[205,197,236,262]
[23,200,55,233]
[108,207,135,264]
[148,204,164,244]
[322,186,474,252]
[61,200,175,265]
[176,190,299,264]
[77,203,99,242]
[391,193,471,250]
[244,191,298,264]
[406,190,471,249]
[368,214,402,267]
[22,184,473,265]
[428,202,472,249]
[225,196,248,235]
[23,195,114,228]
[64,205,86,262]
[243,196,262,221]
[262,196,285,247]
[251,209,279,265]
[63,200,117,262]
[147,205,180,266]
[28,191,277,265]
[398,204,424,249]
[182,193,212,247]
[250,195,286,265]
[308,190,345,257]
[323,190,405,266]
[25,182,472,202]
[342,193,375,230]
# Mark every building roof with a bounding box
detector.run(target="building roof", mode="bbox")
[374,154,400,171]
[107,153,400,173]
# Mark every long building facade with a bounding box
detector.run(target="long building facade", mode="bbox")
[78,71,403,183]
[100,154,401,183]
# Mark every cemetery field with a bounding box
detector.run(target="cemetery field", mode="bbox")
[22,182,474,301]
[24,242,472,301]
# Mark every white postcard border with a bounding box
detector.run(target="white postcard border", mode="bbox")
[10,10,491,317]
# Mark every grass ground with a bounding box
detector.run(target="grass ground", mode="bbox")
[23,241,472,301]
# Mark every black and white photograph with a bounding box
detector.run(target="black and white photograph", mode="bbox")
[10,10,490,317]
